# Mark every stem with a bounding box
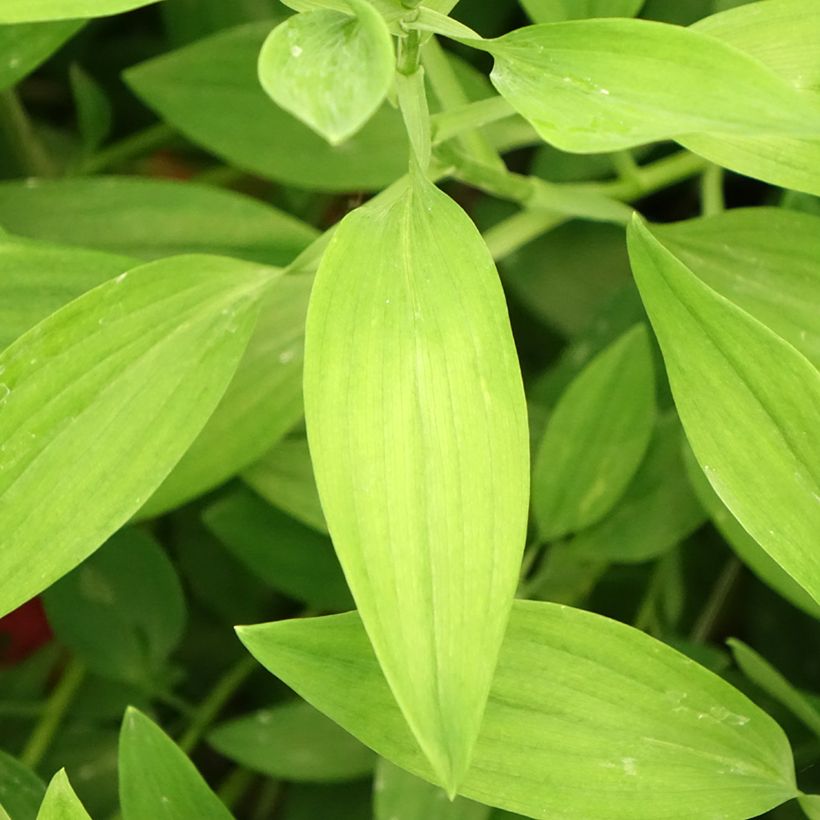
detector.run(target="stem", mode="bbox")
[431,96,516,145]
[217,767,256,809]
[689,557,742,644]
[178,655,256,755]
[20,658,85,769]
[0,89,57,177]
[397,29,422,76]
[701,163,725,216]
[77,122,176,175]
[610,150,641,187]
[483,209,568,261]
[251,780,283,820]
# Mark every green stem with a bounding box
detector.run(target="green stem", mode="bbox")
[610,150,641,187]
[689,557,742,644]
[397,29,422,76]
[77,122,176,175]
[251,780,283,820]
[483,209,568,261]
[431,96,516,145]
[0,89,57,177]
[178,655,257,755]
[701,163,725,216]
[217,767,256,809]
[20,658,85,769]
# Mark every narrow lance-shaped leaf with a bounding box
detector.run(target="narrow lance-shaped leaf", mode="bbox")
[258,0,395,145]
[626,216,820,605]
[36,771,91,820]
[475,18,820,153]
[303,169,529,791]
[0,0,163,23]
[0,752,45,820]
[0,255,276,618]
[238,601,798,820]
[532,323,656,541]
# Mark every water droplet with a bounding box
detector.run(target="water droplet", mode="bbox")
[622,757,637,776]
[0,384,9,405]
[278,348,295,365]
[599,88,610,96]
[291,45,303,58]
[115,271,128,284]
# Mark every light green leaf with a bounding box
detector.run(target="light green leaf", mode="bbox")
[532,324,656,540]
[119,707,233,820]
[0,255,275,618]
[69,64,112,158]
[374,759,491,820]
[569,412,706,562]
[203,486,351,610]
[238,601,798,820]
[243,436,327,533]
[653,208,820,367]
[0,21,83,91]
[0,805,10,820]
[801,794,820,820]
[681,0,820,195]
[0,0,162,23]
[480,19,820,153]
[258,0,394,145]
[36,771,90,820]
[208,700,375,781]
[627,216,820,605]
[125,22,407,191]
[43,529,186,686]
[728,639,820,740]
[0,752,44,820]
[520,0,644,24]
[303,170,529,791]
[0,177,317,264]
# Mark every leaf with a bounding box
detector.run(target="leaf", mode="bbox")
[520,0,645,24]
[681,0,820,195]
[532,324,656,540]
[627,216,820,606]
[69,64,112,158]
[125,22,408,191]
[727,639,820,740]
[303,171,529,791]
[374,759,491,820]
[208,700,375,781]
[0,255,275,618]
[652,208,820,367]
[36,771,91,820]
[0,0,163,22]
[238,601,798,820]
[801,794,820,820]
[202,486,352,610]
[479,19,820,153]
[258,0,394,145]
[569,412,705,562]
[42,529,186,686]
[119,707,233,820]
[0,21,83,92]
[243,436,327,533]
[0,177,317,264]
[0,752,45,820]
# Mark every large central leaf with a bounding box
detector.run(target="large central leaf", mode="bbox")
[303,171,529,791]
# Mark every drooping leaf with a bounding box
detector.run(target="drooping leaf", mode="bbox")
[627,216,820,605]
[208,700,375,781]
[653,208,820,366]
[479,18,820,153]
[203,486,351,610]
[0,255,276,618]
[43,529,186,686]
[303,170,529,790]
[0,0,162,23]
[0,177,317,264]
[520,0,644,24]
[532,324,656,540]
[0,752,45,820]
[238,601,798,820]
[69,64,112,159]
[258,0,394,145]
[0,20,83,91]
[125,22,407,191]
[36,771,91,820]
[119,708,233,820]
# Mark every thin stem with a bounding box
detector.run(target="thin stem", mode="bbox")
[610,150,641,187]
[431,96,516,145]
[217,767,256,810]
[701,163,725,216]
[689,557,742,644]
[251,780,283,820]
[0,89,57,177]
[77,122,176,175]
[178,655,257,755]
[397,29,422,76]
[483,209,568,261]
[20,658,85,769]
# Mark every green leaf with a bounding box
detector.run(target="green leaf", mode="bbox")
[36,771,90,820]
[0,21,83,91]
[119,707,233,820]
[727,639,820,740]
[208,700,375,781]
[532,324,656,540]
[125,22,407,191]
[627,216,820,606]
[0,255,275,618]
[568,412,705,562]
[0,752,45,820]
[258,1,394,145]
[681,0,820,195]
[0,0,163,22]
[303,171,529,791]
[43,529,186,686]
[801,794,820,820]
[0,177,317,264]
[652,208,820,367]
[238,601,798,820]
[480,19,820,153]
[69,64,112,158]
[520,0,644,24]
[374,759,491,820]
[203,486,352,610]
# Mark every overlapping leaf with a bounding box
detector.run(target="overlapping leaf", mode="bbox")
[521,0,644,23]
[0,0,162,23]
[0,21,83,91]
